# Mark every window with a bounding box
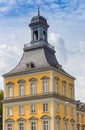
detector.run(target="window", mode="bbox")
[7,107,12,116]
[43,103,48,112]
[56,104,60,112]
[64,122,67,130]
[30,82,36,95]
[64,106,67,115]
[43,120,49,130]
[8,85,13,97]
[7,124,12,130]
[77,113,79,122]
[31,104,36,113]
[82,127,84,130]
[30,121,36,130]
[70,87,73,98]
[82,115,84,123]
[19,123,24,130]
[63,84,66,96]
[77,126,80,130]
[71,124,74,130]
[57,120,60,130]
[19,83,24,96]
[70,108,74,116]
[42,80,48,93]
[55,80,58,93]
[19,106,24,115]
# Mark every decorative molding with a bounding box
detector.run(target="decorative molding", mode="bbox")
[63,117,68,121]
[41,76,50,80]
[54,76,60,81]
[40,115,51,119]
[6,82,14,85]
[69,83,73,86]
[29,78,37,82]
[62,80,67,84]
[70,118,75,123]
[17,79,26,83]
[55,115,61,120]
[17,117,26,122]
[29,116,38,120]
[3,92,76,104]
[5,118,15,122]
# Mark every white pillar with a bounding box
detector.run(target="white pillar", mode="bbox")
[50,70,54,92]
[51,99,54,130]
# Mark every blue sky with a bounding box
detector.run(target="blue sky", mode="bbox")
[0,0,85,102]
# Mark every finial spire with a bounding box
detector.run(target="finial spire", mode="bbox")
[38,5,40,16]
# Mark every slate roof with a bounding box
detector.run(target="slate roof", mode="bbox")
[3,41,75,80]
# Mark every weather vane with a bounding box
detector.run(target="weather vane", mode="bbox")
[38,5,40,16]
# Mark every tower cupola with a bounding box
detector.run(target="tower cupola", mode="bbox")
[29,10,49,44]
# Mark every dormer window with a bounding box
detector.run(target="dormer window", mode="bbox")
[34,30,38,41]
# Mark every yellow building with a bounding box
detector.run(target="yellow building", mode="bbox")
[3,12,85,130]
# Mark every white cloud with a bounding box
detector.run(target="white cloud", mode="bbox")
[0,44,21,74]
[49,32,67,64]
[49,32,85,102]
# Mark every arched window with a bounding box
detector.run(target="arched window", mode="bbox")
[34,30,38,41]
[43,31,46,41]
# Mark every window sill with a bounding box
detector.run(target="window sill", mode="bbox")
[18,114,25,116]
[7,115,13,117]
[30,112,37,114]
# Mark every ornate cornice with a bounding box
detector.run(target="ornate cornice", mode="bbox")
[3,92,76,104]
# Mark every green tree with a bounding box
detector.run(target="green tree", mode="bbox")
[0,90,4,130]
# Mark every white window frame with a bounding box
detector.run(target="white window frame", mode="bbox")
[30,104,36,113]
[55,80,58,93]
[56,103,60,113]
[30,121,37,130]
[7,123,13,130]
[18,122,25,130]
[43,103,48,112]
[42,80,48,93]
[19,83,24,96]
[77,113,79,122]
[56,120,60,130]
[64,121,68,130]
[82,114,84,123]
[30,81,36,95]
[19,106,24,115]
[7,107,12,116]
[42,120,49,130]
[70,108,74,116]
[71,123,74,130]
[70,87,73,98]
[63,84,66,96]
[64,106,67,115]
[8,85,13,97]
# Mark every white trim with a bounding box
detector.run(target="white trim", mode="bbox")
[6,122,13,130]
[18,121,25,130]
[4,98,53,106]
[3,104,5,130]
[51,100,54,130]
[5,70,50,79]
[50,70,54,92]
[29,120,37,130]
[42,119,49,130]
